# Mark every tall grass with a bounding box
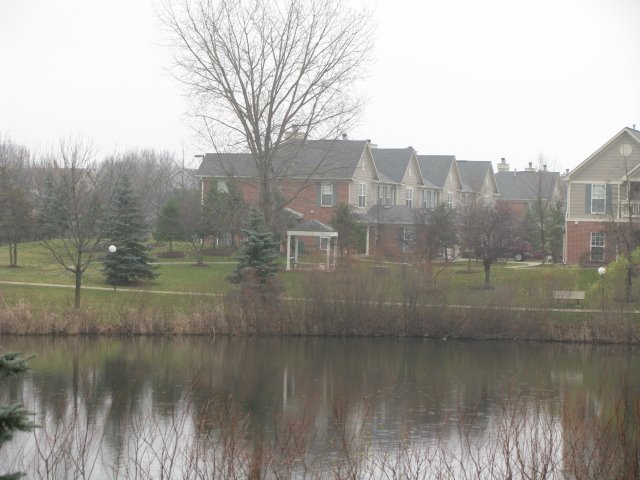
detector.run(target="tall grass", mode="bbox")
[0,262,639,343]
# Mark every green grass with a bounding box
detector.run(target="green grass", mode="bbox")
[0,241,608,312]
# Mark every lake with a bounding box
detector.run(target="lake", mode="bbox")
[0,336,638,478]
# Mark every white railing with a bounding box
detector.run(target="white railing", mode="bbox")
[620,202,640,217]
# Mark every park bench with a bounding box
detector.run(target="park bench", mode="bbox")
[552,291,585,305]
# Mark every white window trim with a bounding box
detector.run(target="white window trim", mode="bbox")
[321,182,334,207]
[359,182,367,208]
[406,187,413,207]
[591,184,606,214]
[590,232,605,261]
[218,180,229,193]
[402,227,415,253]
[446,192,454,209]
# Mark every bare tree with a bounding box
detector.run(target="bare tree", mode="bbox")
[462,202,519,286]
[0,135,33,266]
[529,154,562,257]
[102,149,180,227]
[605,148,640,302]
[161,0,373,230]
[36,140,116,309]
[411,205,457,289]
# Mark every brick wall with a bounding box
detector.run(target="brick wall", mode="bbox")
[371,224,408,258]
[565,220,616,265]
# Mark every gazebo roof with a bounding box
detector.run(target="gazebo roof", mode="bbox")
[287,220,337,237]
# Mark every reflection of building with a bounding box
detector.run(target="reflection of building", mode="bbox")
[564,127,640,264]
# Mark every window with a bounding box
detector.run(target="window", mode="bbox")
[320,237,330,251]
[402,227,415,253]
[321,183,334,207]
[447,192,454,210]
[359,183,367,208]
[406,187,413,207]
[422,190,438,209]
[377,185,394,206]
[590,232,605,261]
[217,180,229,193]
[591,184,606,213]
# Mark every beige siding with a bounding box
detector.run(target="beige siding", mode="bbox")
[572,133,640,182]
[442,167,463,208]
[401,156,422,207]
[350,150,377,209]
[568,182,619,220]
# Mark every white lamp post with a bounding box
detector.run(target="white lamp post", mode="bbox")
[598,266,606,314]
[108,245,117,291]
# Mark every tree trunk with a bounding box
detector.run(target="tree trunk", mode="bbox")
[483,258,491,285]
[11,242,17,267]
[626,263,634,303]
[74,268,82,309]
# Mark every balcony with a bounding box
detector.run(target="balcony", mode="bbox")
[620,201,640,217]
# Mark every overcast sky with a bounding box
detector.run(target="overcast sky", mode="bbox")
[1,0,638,171]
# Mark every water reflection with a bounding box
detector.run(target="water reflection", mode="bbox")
[0,337,638,478]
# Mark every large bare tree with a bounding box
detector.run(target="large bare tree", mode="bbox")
[161,0,372,229]
[36,140,117,309]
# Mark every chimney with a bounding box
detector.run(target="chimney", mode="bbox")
[341,133,348,140]
[525,161,535,172]
[543,164,547,171]
[497,157,510,172]
[285,124,304,140]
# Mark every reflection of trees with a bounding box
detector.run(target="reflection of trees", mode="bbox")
[1,337,639,472]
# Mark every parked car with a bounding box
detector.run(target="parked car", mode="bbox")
[468,243,533,262]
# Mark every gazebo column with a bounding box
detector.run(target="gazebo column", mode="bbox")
[294,236,299,267]
[326,237,330,271]
[286,233,292,271]
[365,226,370,255]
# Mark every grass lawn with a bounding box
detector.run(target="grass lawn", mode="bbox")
[0,241,608,311]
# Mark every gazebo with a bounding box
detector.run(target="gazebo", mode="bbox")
[286,220,338,271]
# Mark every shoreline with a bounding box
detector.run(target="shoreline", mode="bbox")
[1,300,638,345]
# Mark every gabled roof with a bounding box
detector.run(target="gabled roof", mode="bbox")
[196,139,371,181]
[456,160,496,193]
[354,205,428,225]
[416,155,460,189]
[566,127,640,181]
[288,219,336,234]
[371,147,414,184]
[494,170,560,201]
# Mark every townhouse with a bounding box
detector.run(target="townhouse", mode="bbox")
[196,137,499,257]
[564,127,640,264]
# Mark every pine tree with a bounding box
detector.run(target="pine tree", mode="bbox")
[102,178,157,286]
[228,210,281,301]
[155,197,183,252]
[0,352,34,480]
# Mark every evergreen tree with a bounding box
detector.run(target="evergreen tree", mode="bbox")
[228,209,281,301]
[0,352,34,480]
[332,203,365,255]
[102,178,157,286]
[155,197,183,252]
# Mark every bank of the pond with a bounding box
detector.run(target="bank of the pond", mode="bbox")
[0,298,638,344]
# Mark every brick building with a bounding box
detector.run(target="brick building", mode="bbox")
[564,127,640,264]
[196,138,501,257]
